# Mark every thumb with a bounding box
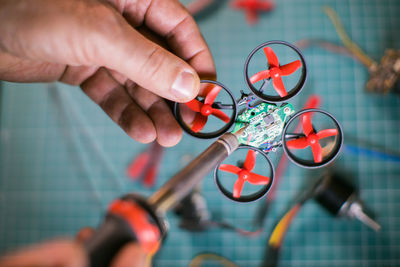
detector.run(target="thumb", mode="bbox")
[89,9,200,102]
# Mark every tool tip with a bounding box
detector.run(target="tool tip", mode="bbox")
[351,202,381,232]
[233,124,249,138]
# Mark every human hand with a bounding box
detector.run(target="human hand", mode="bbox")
[0,228,148,267]
[0,0,215,147]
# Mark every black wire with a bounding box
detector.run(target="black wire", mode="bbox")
[261,246,280,267]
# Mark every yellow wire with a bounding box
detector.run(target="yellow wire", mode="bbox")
[323,6,377,69]
[189,253,239,267]
[268,205,300,248]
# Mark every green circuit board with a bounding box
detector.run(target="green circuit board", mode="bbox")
[233,102,295,151]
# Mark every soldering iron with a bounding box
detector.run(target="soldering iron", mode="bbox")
[84,126,247,267]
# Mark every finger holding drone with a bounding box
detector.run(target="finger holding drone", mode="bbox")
[174,80,238,139]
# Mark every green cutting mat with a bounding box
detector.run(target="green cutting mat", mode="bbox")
[1,0,400,266]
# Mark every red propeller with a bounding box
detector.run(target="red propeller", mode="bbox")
[286,112,338,163]
[219,150,270,198]
[250,47,302,98]
[231,0,275,25]
[185,85,230,133]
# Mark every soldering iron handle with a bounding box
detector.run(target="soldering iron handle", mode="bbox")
[149,133,240,213]
[85,196,163,267]
[84,132,242,266]
[85,214,138,267]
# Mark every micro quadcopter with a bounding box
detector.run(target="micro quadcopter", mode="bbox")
[173,40,343,202]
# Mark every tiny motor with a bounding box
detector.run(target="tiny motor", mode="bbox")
[313,172,381,231]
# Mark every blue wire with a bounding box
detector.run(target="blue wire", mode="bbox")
[262,142,272,152]
[246,96,256,109]
[343,144,400,162]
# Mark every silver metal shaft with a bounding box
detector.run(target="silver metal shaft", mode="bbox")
[348,201,381,231]
[148,130,245,214]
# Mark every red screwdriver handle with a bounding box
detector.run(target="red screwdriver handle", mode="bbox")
[85,195,165,267]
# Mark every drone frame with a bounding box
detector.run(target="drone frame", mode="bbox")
[173,40,342,202]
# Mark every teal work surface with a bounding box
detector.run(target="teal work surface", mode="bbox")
[1,0,400,266]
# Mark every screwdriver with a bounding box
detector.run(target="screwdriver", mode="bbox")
[85,126,247,267]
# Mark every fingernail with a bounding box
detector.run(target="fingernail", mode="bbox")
[171,70,198,101]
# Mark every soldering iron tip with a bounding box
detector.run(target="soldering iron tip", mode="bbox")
[233,124,249,138]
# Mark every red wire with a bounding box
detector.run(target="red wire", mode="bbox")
[236,227,263,237]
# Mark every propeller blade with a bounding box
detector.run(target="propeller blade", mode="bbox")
[245,9,258,25]
[211,108,231,123]
[310,142,323,163]
[191,113,208,133]
[231,0,240,8]
[263,47,279,68]
[247,172,270,185]
[126,153,150,178]
[250,70,271,84]
[301,112,314,136]
[204,85,222,105]
[185,99,202,112]
[232,0,273,10]
[280,60,302,76]
[199,82,216,97]
[254,2,274,10]
[316,129,338,139]
[303,95,321,109]
[233,178,245,198]
[272,76,288,97]
[231,0,247,8]
[243,150,256,171]
[286,137,309,149]
[143,166,157,187]
[219,164,242,174]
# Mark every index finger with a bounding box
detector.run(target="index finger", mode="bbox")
[0,240,87,267]
[122,0,216,79]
